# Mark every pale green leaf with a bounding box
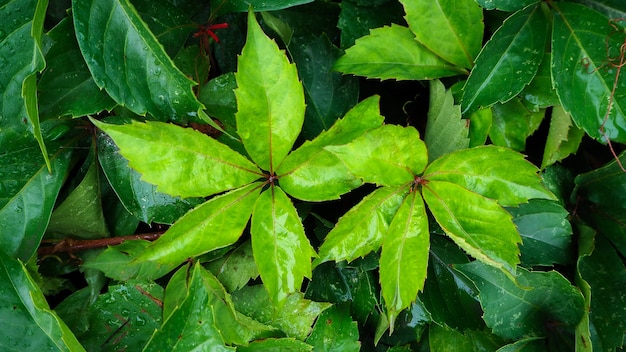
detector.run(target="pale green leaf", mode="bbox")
[72,0,204,123]
[138,183,262,265]
[541,105,585,169]
[489,98,545,152]
[0,252,84,351]
[92,119,261,198]
[401,0,483,68]
[326,125,427,187]
[334,24,466,81]
[424,146,555,206]
[278,95,384,201]
[380,191,430,330]
[235,10,305,172]
[425,79,470,161]
[314,186,408,266]
[251,187,316,305]
[423,181,521,272]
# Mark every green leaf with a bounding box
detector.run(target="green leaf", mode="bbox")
[573,0,626,19]
[508,199,573,267]
[461,4,548,114]
[520,52,560,110]
[425,79,470,161]
[132,0,190,57]
[541,105,585,169]
[39,18,116,119]
[232,285,330,340]
[551,2,626,142]
[425,146,555,206]
[475,0,539,11]
[138,182,262,265]
[206,240,259,292]
[211,0,314,16]
[306,305,361,351]
[92,119,261,198]
[326,125,427,187]
[338,0,405,48]
[496,337,548,352]
[0,142,72,260]
[589,207,626,258]
[424,181,521,272]
[79,280,163,351]
[401,0,483,69]
[468,107,493,147]
[574,150,626,208]
[429,325,504,351]
[251,187,316,305]
[235,10,305,172]
[489,99,545,152]
[278,95,384,201]
[455,261,585,339]
[72,0,204,123]
[334,24,466,81]
[0,252,85,351]
[380,191,429,330]
[237,338,313,351]
[314,185,408,266]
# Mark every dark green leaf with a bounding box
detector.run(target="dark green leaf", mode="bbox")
[72,0,205,123]
[314,185,408,266]
[0,251,84,351]
[237,338,313,351]
[574,150,626,208]
[306,305,360,351]
[541,105,585,169]
[138,182,262,265]
[462,4,548,114]
[338,0,405,48]
[520,52,560,110]
[401,0,483,69]
[132,0,190,57]
[489,99,545,152]
[334,24,466,81]
[251,187,316,305]
[429,325,504,351]
[235,10,305,172]
[589,207,626,258]
[211,0,314,16]
[496,337,548,352]
[206,240,259,292]
[571,0,626,23]
[551,2,626,142]
[92,119,261,198]
[475,0,539,11]
[278,95,384,201]
[455,262,585,339]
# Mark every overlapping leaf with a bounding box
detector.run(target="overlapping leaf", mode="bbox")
[401,0,483,69]
[461,4,548,114]
[574,150,626,207]
[211,0,314,16]
[235,10,305,172]
[306,305,360,351]
[541,105,584,169]
[475,0,539,11]
[206,241,259,292]
[92,119,261,198]
[489,99,545,151]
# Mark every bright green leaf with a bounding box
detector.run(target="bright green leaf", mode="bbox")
[326,125,427,187]
[237,338,313,351]
[468,107,493,147]
[92,119,261,198]
[423,181,521,272]
[72,0,204,123]
[401,0,483,69]
[334,24,466,81]
[425,79,470,161]
[306,305,361,351]
[251,187,316,305]
[138,182,262,265]
[541,105,585,169]
[551,2,626,142]
[425,146,555,206]
[455,261,585,339]
[314,186,408,266]
[235,10,305,172]
[461,4,548,114]
[206,240,259,293]
[380,191,430,330]
[278,95,384,201]
[489,98,545,152]
[0,252,85,351]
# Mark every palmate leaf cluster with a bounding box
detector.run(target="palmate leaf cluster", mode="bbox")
[1,0,626,350]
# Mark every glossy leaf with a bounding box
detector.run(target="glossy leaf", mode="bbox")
[401,0,483,69]
[235,10,305,172]
[461,4,548,114]
[520,52,560,110]
[211,0,314,16]
[0,251,85,351]
[572,0,626,19]
[138,182,262,265]
[238,338,313,351]
[423,181,521,272]
[468,108,493,147]
[496,337,548,352]
[278,95,384,201]
[475,0,539,11]
[306,305,361,351]
[314,186,407,266]
[72,0,204,123]
[132,0,190,57]
[456,261,585,339]
[334,24,466,81]
[251,187,316,305]
[429,325,504,351]
[0,142,72,260]
[508,199,573,267]
[424,146,555,206]
[92,119,261,198]
[337,0,405,48]
[326,125,427,187]
[380,191,430,330]
[541,105,585,169]
[489,99,545,151]
[425,79,470,161]
[551,2,626,142]
[573,150,626,207]
[206,240,259,292]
